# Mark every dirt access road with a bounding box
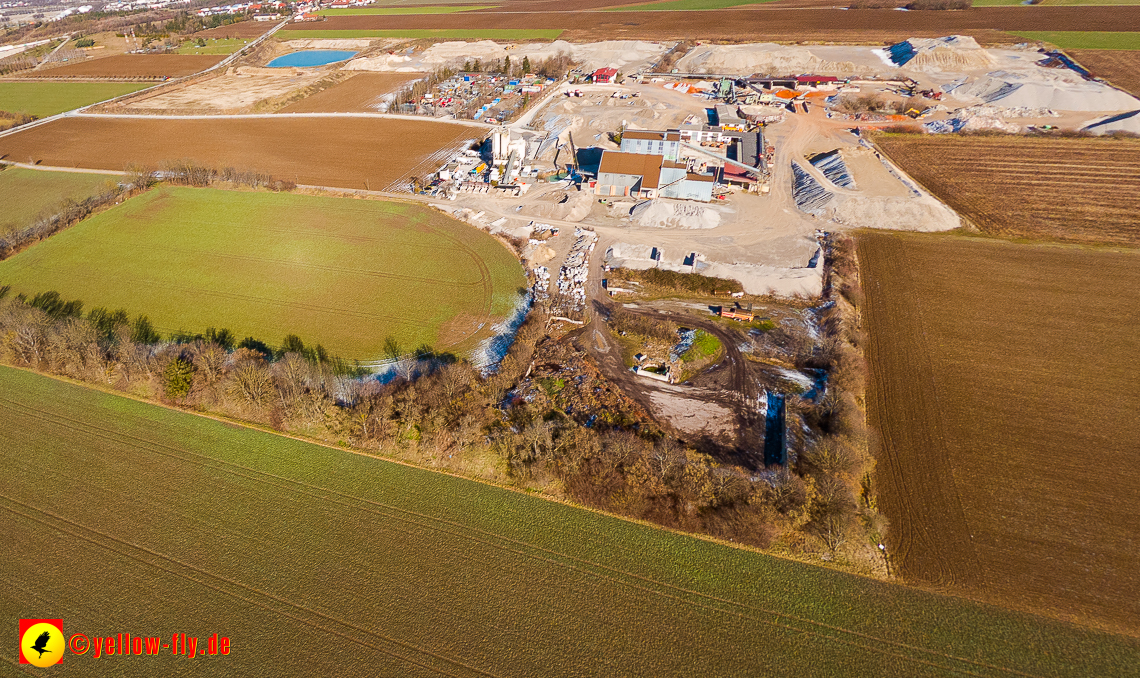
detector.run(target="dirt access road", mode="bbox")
[580,290,766,466]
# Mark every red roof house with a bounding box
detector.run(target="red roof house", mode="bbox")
[593,67,618,84]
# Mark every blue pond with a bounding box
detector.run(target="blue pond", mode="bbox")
[267,50,358,68]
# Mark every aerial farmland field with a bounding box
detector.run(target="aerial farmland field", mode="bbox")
[874,134,1140,246]
[25,54,225,78]
[0,187,523,358]
[287,5,1140,43]
[0,166,119,235]
[277,73,420,113]
[0,116,478,192]
[0,81,150,117]
[1010,31,1140,49]
[1,365,1137,677]
[859,231,1140,637]
[1067,49,1140,94]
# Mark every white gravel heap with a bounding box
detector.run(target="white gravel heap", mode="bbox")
[1083,109,1140,135]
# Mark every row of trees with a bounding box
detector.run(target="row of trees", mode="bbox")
[460,52,574,80]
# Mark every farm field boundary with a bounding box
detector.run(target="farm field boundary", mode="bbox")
[872,134,1140,246]
[859,231,1140,637]
[2,365,1138,677]
[0,186,523,358]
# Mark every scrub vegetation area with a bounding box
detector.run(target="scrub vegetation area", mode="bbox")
[859,231,1140,637]
[3,366,1136,677]
[0,186,523,359]
[0,234,876,573]
[173,37,251,55]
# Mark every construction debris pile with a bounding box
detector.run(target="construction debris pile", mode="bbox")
[554,229,597,313]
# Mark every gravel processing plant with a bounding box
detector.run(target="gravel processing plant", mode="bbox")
[3,8,1140,676]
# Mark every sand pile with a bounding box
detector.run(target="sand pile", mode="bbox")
[1083,109,1140,135]
[344,53,418,72]
[675,43,859,76]
[523,190,593,222]
[631,200,721,229]
[284,39,379,50]
[702,261,823,297]
[829,195,960,232]
[605,244,823,297]
[949,72,1140,112]
[884,36,994,71]
[739,104,787,120]
[347,40,670,73]
[422,40,506,66]
[513,40,670,73]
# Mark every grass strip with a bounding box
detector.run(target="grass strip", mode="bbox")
[1010,31,1140,49]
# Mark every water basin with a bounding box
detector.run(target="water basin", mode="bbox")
[267,50,357,68]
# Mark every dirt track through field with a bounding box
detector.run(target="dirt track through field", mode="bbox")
[860,231,1140,637]
[0,115,477,191]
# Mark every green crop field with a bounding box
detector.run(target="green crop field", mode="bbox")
[175,37,251,54]
[1011,31,1140,49]
[0,366,1137,677]
[276,28,564,40]
[0,187,523,359]
[0,81,151,117]
[972,0,1029,5]
[0,167,119,235]
[316,5,496,14]
[605,0,778,10]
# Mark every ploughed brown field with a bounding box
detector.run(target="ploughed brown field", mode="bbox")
[874,134,1140,246]
[278,73,419,113]
[24,54,224,79]
[0,116,478,192]
[1067,50,1140,97]
[859,231,1140,637]
[284,6,1140,42]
